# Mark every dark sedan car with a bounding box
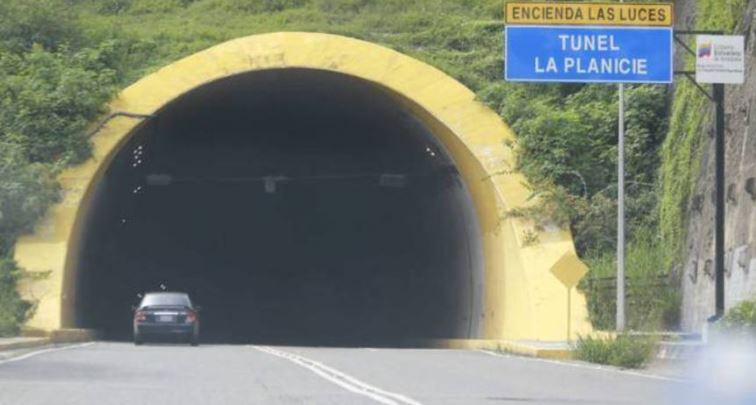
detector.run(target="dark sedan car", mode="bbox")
[133,292,200,346]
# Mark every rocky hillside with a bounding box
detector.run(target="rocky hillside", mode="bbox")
[676,0,756,331]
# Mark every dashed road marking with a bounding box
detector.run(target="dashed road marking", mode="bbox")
[253,346,423,405]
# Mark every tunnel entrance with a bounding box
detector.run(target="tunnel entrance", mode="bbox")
[74,69,483,345]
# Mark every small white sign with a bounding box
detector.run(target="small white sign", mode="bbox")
[696,35,745,84]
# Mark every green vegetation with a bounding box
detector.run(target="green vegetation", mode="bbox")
[577,0,750,331]
[659,0,747,272]
[659,80,707,272]
[0,0,122,335]
[489,84,666,253]
[721,300,756,334]
[0,258,32,336]
[0,0,745,336]
[489,79,673,331]
[573,334,656,369]
[580,229,680,330]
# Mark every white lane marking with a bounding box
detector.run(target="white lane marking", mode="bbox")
[476,349,686,383]
[0,342,95,366]
[253,346,423,405]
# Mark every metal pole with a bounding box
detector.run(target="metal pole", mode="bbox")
[615,0,626,333]
[617,83,626,331]
[713,83,726,318]
[567,287,572,341]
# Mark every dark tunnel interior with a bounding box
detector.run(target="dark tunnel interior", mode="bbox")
[74,69,484,345]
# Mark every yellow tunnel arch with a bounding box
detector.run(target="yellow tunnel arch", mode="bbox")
[15,32,592,342]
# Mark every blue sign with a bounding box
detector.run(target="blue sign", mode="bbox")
[505,26,673,83]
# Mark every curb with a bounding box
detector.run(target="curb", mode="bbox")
[49,328,100,343]
[405,339,573,360]
[0,337,51,352]
[655,341,707,361]
[0,329,99,352]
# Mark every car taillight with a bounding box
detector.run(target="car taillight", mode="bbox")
[135,310,146,322]
[185,311,197,323]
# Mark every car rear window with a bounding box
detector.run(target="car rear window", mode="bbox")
[140,293,191,307]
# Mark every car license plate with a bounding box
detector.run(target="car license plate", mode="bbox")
[157,315,174,322]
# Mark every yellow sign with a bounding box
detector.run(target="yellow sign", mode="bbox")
[550,252,588,289]
[506,2,673,27]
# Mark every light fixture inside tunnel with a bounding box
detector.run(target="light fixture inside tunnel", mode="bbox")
[263,175,289,193]
[378,174,407,188]
[145,172,412,190]
[146,174,173,186]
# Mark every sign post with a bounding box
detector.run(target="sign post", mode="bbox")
[617,78,625,332]
[504,2,674,332]
[617,0,625,334]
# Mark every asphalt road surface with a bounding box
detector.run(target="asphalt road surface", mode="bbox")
[0,342,685,404]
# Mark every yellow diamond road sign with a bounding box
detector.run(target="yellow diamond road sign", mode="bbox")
[550,252,589,288]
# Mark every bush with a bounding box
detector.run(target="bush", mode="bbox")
[0,144,60,253]
[209,0,309,13]
[0,258,32,337]
[573,334,656,369]
[0,0,81,52]
[0,6,122,335]
[0,45,119,164]
[128,0,200,14]
[580,228,680,331]
[721,300,756,334]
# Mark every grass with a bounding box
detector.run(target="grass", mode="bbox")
[580,228,680,331]
[73,0,505,88]
[573,334,657,369]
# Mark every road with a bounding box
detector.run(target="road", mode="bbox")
[0,342,683,404]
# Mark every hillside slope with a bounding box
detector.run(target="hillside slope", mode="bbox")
[675,0,756,330]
